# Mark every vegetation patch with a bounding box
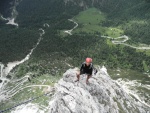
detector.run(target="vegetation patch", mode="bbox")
[73,8,123,38]
[0,73,60,111]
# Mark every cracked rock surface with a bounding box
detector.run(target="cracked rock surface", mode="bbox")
[48,67,150,113]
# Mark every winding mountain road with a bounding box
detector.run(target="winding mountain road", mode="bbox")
[0,26,47,101]
[64,19,150,50]
[64,19,78,35]
[102,35,150,50]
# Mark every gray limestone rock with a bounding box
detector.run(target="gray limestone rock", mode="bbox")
[48,67,150,113]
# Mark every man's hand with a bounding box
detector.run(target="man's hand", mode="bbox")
[94,69,98,75]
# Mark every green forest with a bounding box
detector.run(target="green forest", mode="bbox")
[0,0,150,78]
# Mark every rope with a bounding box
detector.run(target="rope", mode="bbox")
[0,92,52,113]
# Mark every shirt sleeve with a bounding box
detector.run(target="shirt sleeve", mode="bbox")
[80,63,84,72]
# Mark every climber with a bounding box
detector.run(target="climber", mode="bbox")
[75,57,97,84]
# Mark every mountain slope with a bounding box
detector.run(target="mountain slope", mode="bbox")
[11,67,150,113]
[0,1,150,112]
[0,0,15,17]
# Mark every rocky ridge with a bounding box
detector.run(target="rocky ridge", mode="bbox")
[47,67,150,113]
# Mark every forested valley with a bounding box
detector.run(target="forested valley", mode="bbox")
[0,0,150,78]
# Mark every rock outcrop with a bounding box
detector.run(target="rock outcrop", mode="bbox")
[48,67,149,113]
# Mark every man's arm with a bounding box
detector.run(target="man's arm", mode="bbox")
[94,68,98,74]
[80,63,84,72]
[92,66,98,75]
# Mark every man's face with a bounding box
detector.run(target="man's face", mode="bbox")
[86,62,90,66]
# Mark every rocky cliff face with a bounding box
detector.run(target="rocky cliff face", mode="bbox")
[47,67,149,113]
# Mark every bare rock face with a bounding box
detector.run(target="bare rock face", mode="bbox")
[48,67,149,113]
